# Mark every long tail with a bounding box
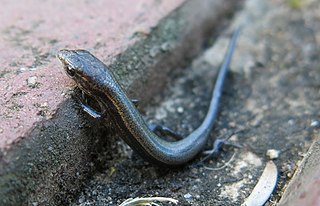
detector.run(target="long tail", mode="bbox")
[201,27,241,130]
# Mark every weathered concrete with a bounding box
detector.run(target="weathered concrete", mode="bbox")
[0,0,241,205]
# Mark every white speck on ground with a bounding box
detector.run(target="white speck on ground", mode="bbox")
[219,179,246,202]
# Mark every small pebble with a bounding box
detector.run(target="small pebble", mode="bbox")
[184,193,193,201]
[92,190,97,196]
[288,119,294,125]
[161,42,172,51]
[78,196,85,204]
[229,121,236,127]
[20,67,37,72]
[149,47,159,57]
[40,102,48,108]
[177,106,184,113]
[27,76,38,87]
[266,149,280,160]
[311,120,319,127]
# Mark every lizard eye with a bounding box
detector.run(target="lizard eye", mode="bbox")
[65,66,76,77]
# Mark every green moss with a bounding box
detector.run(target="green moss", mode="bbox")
[286,0,303,9]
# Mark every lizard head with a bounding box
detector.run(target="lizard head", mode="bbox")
[57,49,118,117]
[57,49,118,93]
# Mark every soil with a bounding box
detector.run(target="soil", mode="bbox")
[71,0,320,205]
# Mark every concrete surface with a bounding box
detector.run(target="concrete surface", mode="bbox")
[0,0,240,205]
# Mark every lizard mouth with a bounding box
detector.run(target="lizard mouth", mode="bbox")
[64,65,76,77]
[57,50,77,78]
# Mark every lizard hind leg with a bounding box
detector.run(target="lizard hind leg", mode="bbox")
[148,123,183,140]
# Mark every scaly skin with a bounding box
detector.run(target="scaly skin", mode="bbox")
[57,28,240,166]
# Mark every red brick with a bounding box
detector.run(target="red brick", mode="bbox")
[0,0,184,149]
[279,141,320,206]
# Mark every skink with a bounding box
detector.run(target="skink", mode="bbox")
[57,29,240,166]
